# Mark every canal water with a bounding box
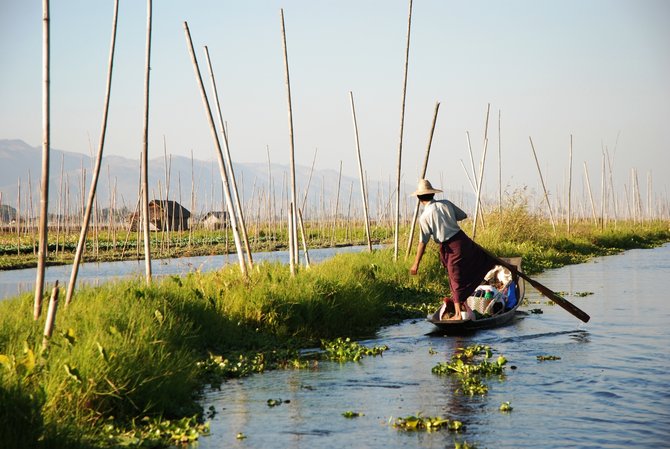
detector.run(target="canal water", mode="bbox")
[196,244,670,449]
[0,245,380,301]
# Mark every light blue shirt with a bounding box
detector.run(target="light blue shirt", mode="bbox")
[419,199,467,244]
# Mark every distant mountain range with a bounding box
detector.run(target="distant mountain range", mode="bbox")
[0,139,429,219]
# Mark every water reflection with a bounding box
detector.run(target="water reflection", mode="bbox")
[0,245,381,301]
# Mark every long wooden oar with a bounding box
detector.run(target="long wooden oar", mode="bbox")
[479,245,590,323]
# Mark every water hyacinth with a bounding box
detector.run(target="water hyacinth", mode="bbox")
[432,344,508,396]
[321,337,389,362]
[392,414,464,432]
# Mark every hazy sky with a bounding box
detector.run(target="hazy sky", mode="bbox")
[1,0,669,204]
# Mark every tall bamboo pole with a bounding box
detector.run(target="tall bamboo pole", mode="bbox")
[345,181,353,242]
[66,0,119,307]
[140,0,153,285]
[405,101,440,258]
[331,160,342,245]
[189,150,194,247]
[16,178,21,256]
[266,145,275,242]
[394,0,413,261]
[529,136,556,233]
[183,21,247,275]
[163,138,171,250]
[600,150,607,229]
[348,91,372,251]
[567,134,573,234]
[280,9,299,273]
[34,0,51,320]
[55,154,64,256]
[203,46,253,268]
[497,110,502,214]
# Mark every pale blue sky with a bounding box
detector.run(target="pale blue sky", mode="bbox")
[1,0,669,206]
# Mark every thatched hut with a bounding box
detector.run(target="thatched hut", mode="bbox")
[128,200,190,231]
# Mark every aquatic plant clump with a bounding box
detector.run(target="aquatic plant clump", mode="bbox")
[432,345,508,396]
[197,349,317,387]
[391,414,464,432]
[321,337,389,362]
[100,415,210,447]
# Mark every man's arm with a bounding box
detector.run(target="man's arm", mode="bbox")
[410,241,427,275]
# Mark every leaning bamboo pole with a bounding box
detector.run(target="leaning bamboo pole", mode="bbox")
[348,91,372,251]
[297,208,310,268]
[471,137,489,240]
[394,0,413,261]
[301,148,318,212]
[203,46,253,268]
[605,147,618,223]
[183,21,247,275]
[583,162,598,225]
[465,131,485,228]
[140,0,153,285]
[280,9,299,273]
[466,131,477,192]
[41,281,59,351]
[34,0,51,320]
[405,101,440,258]
[65,0,119,307]
[529,136,556,233]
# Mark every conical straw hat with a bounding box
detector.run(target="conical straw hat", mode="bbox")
[411,179,443,196]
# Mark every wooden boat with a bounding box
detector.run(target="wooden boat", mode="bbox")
[427,257,525,334]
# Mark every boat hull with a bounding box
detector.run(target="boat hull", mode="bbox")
[427,305,519,335]
[426,256,525,335]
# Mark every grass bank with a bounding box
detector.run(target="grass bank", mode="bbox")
[1,219,668,448]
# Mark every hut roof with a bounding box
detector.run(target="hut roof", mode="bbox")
[149,200,191,218]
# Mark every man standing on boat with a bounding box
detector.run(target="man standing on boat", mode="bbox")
[409,179,497,320]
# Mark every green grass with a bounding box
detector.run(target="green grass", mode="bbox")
[1,214,669,447]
